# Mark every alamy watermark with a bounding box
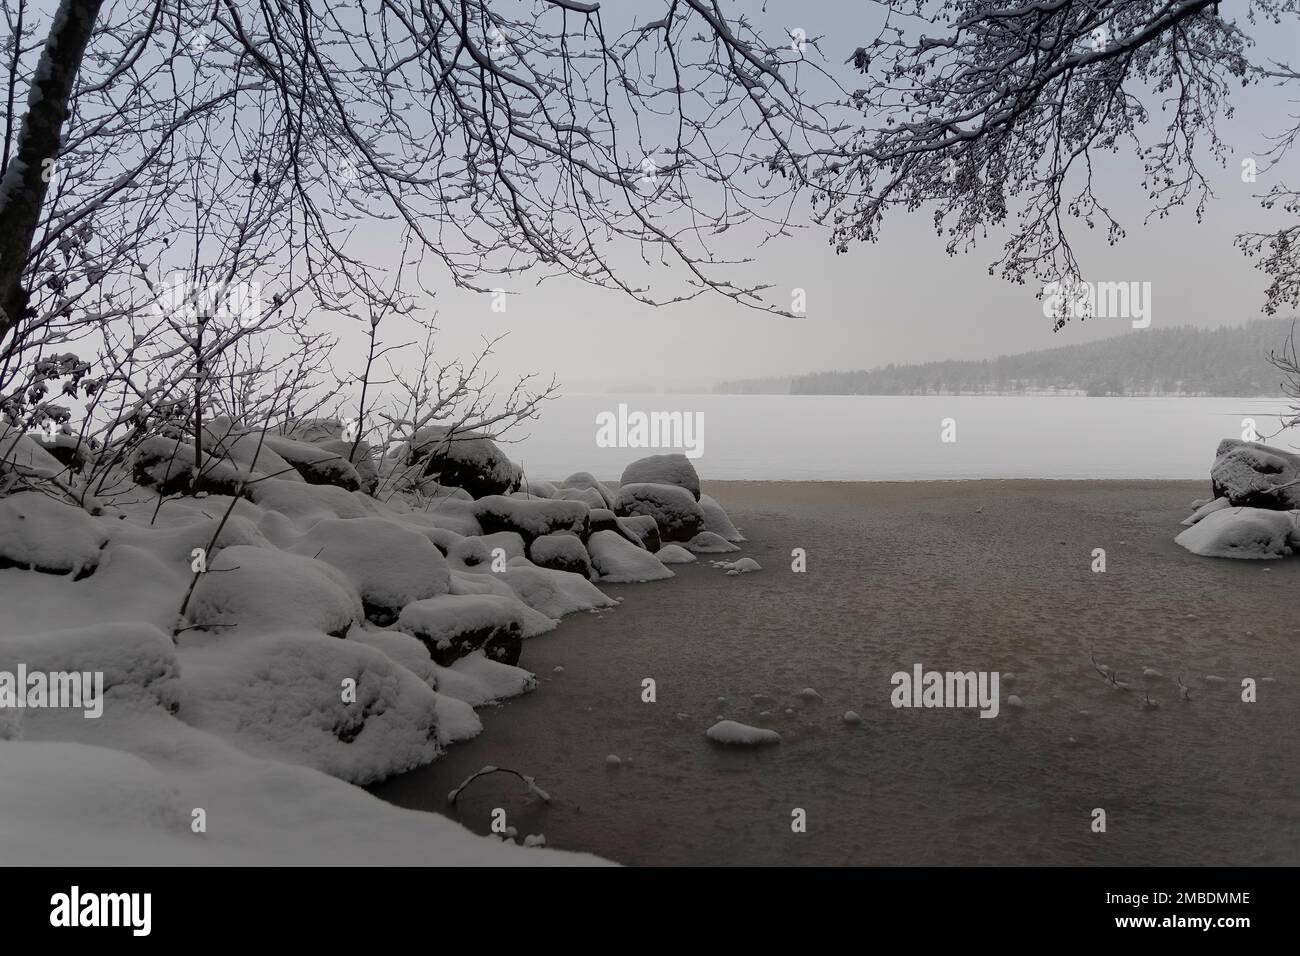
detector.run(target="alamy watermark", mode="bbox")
[152,273,265,328]
[50,886,151,936]
[595,403,704,459]
[1042,276,1151,329]
[0,667,104,718]
[890,663,1000,718]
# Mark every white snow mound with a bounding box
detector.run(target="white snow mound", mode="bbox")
[186,545,363,635]
[705,719,781,746]
[1174,507,1298,560]
[586,530,673,583]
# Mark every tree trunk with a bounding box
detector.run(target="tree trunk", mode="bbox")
[0,0,104,335]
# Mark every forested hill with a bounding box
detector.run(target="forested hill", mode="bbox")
[715,319,1298,397]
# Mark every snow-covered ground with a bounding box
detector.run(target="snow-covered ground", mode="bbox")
[0,429,743,865]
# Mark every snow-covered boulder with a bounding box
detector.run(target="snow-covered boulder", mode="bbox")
[1210,439,1300,510]
[316,439,378,494]
[0,425,69,481]
[396,594,538,666]
[656,544,696,564]
[528,533,594,578]
[473,495,590,543]
[516,478,558,499]
[686,531,740,554]
[202,416,303,482]
[493,559,615,617]
[700,493,744,542]
[185,545,363,636]
[132,435,253,497]
[262,435,362,490]
[619,514,661,553]
[1174,507,1298,560]
[416,526,465,556]
[30,429,92,472]
[560,471,615,509]
[393,496,481,535]
[614,482,705,542]
[713,557,762,575]
[182,631,439,785]
[443,650,539,705]
[587,530,673,583]
[405,425,519,499]
[557,486,606,510]
[110,509,271,567]
[281,417,348,444]
[447,532,525,569]
[286,517,451,624]
[0,622,181,712]
[246,478,372,522]
[0,491,107,576]
[620,454,700,501]
[588,508,646,548]
[349,629,439,688]
[1181,496,1231,527]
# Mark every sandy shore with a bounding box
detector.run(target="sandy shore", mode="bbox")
[372,480,1300,866]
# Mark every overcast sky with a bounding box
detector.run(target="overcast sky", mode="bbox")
[341,2,1300,395]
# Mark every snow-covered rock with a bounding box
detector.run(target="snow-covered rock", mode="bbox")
[186,545,363,636]
[30,429,92,471]
[685,530,740,554]
[286,517,450,623]
[528,532,595,578]
[399,498,482,537]
[620,454,701,501]
[1210,439,1300,510]
[557,486,606,510]
[588,508,647,549]
[202,415,303,483]
[1181,496,1232,526]
[317,439,379,494]
[700,493,744,541]
[430,691,483,745]
[619,514,661,553]
[473,495,590,542]
[0,425,70,481]
[713,557,762,575]
[0,491,107,576]
[404,426,519,499]
[262,434,362,490]
[182,630,439,785]
[132,435,253,497]
[516,478,558,499]
[559,471,615,509]
[586,530,673,583]
[705,719,781,746]
[111,508,272,567]
[246,477,372,522]
[614,482,705,542]
[396,594,539,665]
[0,621,181,712]
[1174,506,1298,560]
[445,650,538,703]
[493,560,616,618]
[447,531,525,569]
[655,543,696,564]
[349,629,439,688]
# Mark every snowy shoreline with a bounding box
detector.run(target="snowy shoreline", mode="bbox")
[0,420,749,864]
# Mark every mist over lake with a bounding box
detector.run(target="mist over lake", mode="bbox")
[508,394,1294,482]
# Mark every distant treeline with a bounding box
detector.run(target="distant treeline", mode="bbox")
[715,318,1298,397]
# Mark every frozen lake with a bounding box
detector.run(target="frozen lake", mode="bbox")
[505,394,1294,482]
